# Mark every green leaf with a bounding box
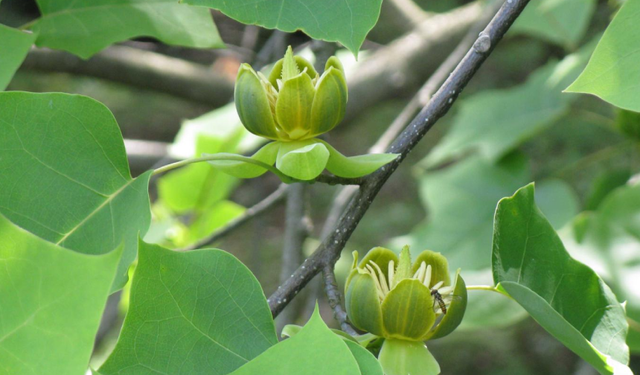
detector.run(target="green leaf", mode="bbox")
[423,43,594,168]
[229,306,361,375]
[561,183,640,352]
[100,241,277,375]
[280,325,383,374]
[0,92,151,291]
[177,200,245,247]
[0,214,121,375]
[180,0,382,57]
[0,25,36,90]
[159,134,242,214]
[321,140,399,178]
[344,340,384,375]
[492,184,630,375]
[566,0,640,112]
[30,0,223,59]
[276,140,330,180]
[207,142,281,179]
[511,0,596,48]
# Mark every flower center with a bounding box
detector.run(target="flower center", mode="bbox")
[363,260,455,315]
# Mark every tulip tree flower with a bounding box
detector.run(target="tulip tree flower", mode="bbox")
[206,46,399,181]
[345,246,467,375]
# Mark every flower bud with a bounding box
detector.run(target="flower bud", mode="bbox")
[234,46,348,141]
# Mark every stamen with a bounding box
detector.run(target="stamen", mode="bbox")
[413,261,426,281]
[424,265,432,288]
[432,281,444,290]
[365,264,386,301]
[369,261,390,295]
[438,286,454,295]
[388,260,395,288]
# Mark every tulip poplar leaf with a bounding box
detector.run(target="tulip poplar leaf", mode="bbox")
[0,92,151,292]
[0,25,36,91]
[566,0,640,112]
[229,306,362,375]
[492,184,631,375]
[0,214,121,375]
[561,183,640,352]
[100,241,278,375]
[511,0,596,48]
[29,0,223,59]
[180,0,383,56]
[280,325,383,374]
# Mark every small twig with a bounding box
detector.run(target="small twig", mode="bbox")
[276,183,312,332]
[180,184,289,251]
[313,174,365,186]
[323,264,359,336]
[269,0,532,317]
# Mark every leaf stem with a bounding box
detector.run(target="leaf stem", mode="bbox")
[151,154,293,183]
[466,285,512,299]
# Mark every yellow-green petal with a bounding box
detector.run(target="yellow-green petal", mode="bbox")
[345,272,386,337]
[268,55,318,88]
[381,279,435,340]
[423,271,467,341]
[234,64,279,140]
[411,250,451,288]
[358,247,399,280]
[275,72,315,140]
[325,55,345,75]
[309,66,348,137]
[379,339,441,375]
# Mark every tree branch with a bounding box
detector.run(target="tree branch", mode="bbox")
[343,1,484,123]
[276,183,312,331]
[312,174,365,186]
[20,45,234,107]
[180,184,289,251]
[19,3,484,124]
[323,264,359,336]
[269,0,531,317]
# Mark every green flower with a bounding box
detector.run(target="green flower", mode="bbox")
[344,246,467,375]
[206,47,398,181]
[235,46,347,141]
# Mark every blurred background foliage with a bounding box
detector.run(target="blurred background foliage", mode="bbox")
[2,0,639,373]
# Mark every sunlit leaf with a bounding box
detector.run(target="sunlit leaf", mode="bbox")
[566,0,640,112]
[0,92,151,291]
[100,241,278,375]
[229,306,362,375]
[0,25,36,90]
[180,0,383,56]
[0,214,121,375]
[561,183,640,352]
[493,184,630,375]
[30,0,223,59]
